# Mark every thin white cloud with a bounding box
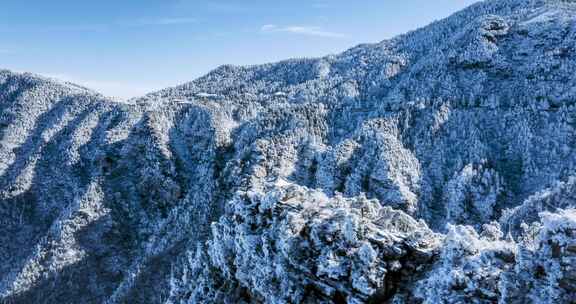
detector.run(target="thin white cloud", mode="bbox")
[312,0,332,9]
[39,73,158,100]
[260,24,345,38]
[261,24,278,32]
[80,80,158,100]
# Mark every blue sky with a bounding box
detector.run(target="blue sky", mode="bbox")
[0,0,480,99]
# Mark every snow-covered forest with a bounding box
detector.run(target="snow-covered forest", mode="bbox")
[0,0,576,303]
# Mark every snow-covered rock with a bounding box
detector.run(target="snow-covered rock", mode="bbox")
[168,183,440,304]
[414,209,576,303]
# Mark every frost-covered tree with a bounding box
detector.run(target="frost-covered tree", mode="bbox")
[1,0,576,302]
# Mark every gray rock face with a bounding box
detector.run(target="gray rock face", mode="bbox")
[1,0,576,303]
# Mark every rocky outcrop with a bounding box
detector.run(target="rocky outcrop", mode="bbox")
[167,183,439,304]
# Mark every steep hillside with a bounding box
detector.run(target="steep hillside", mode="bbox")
[1,0,576,303]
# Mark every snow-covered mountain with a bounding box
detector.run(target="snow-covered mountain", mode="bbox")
[1,0,576,303]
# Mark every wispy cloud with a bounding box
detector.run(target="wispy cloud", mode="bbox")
[260,24,345,38]
[312,0,332,9]
[39,73,158,100]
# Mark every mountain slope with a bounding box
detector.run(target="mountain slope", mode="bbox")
[1,0,576,303]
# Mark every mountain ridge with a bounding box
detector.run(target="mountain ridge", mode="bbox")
[1,0,576,303]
